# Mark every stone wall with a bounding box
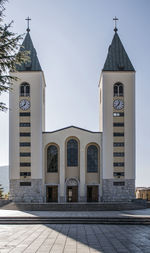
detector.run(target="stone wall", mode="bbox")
[102,179,135,201]
[10,179,44,203]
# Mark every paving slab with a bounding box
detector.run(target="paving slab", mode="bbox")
[0,224,150,253]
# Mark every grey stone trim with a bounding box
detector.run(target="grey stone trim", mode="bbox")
[102,179,135,201]
[10,179,44,203]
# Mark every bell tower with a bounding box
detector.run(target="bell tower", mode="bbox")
[9,25,46,202]
[99,24,135,201]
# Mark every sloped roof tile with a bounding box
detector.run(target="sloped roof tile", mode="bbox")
[103,32,135,71]
[16,32,42,71]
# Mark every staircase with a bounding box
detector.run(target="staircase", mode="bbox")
[0,201,147,211]
[0,216,150,225]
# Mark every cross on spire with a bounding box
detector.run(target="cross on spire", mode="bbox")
[113,16,118,32]
[25,17,31,32]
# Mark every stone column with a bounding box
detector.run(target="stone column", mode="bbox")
[59,146,65,202]
[79,143,86,202]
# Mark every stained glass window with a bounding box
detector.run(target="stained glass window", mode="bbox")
[47,145,58,172]
[87,145,98,172]
[67,139,78,166]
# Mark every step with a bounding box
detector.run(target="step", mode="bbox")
[0,216,150,225]
[1,202,147,211]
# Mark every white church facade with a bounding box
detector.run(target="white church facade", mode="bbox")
[9,26,135,203]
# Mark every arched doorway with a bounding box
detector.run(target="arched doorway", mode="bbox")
[66,178,78,202]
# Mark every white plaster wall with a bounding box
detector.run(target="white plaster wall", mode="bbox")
[99,71,135,180]
[9,71,45,180]
[43,127,102,199]
[9,76,20,179]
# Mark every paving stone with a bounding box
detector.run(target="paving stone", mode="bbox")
[0,224,150,252]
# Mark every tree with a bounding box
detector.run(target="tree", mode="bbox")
[0,0,29,111]
[0,184,3,198]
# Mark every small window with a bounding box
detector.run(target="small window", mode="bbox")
[20,162,31,167]
[113,123,124,127]
[20,122,30,127]
[113,181,125,186]
[113,142,124,147]
[20,132,31,137]
[113,132,124,137]
[20,142,31,147]
[113,172,124,177]
[113,152,124,157]
[87,145,98,172]
[47,145,58,172]
[114,83,123,97]
[20,82,30,97]
[113,112,124,117]
[113,162,124,167]
[20,152,31,157]
[67,139,78,166]
[20,172,31,176]
[20,112,30,117]
[20,182,31,186]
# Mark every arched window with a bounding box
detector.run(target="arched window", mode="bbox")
[47,145,58,172]
[87,145,98,172]
[67,139,78,166]
[114,83,123,97]
[20,82,30,97]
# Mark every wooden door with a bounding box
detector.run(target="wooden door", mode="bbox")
[87,186,98,202]
[72,186,78,202]
[67,186,78,202]
[47,186,58,202]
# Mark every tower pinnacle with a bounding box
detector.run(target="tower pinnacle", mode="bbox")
[25,16,31,32]
[113,16,118,32]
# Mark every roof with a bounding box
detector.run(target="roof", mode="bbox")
[16,31,42,71]
[43,126,101,134]
[103,31,135,71]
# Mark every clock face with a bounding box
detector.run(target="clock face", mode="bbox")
[113,99,124,110]
[19,99,30,110]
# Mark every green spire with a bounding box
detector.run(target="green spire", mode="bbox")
[16,31,42,71]
[103,32,135,71]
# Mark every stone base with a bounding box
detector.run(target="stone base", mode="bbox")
[102,179,135,202]
[10,179,44,203]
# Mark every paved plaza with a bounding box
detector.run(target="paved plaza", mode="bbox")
[0,209,150,252]
[0,223,150,253]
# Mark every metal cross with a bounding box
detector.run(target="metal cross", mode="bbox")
[25,17,31,32]
[113,16,118,32]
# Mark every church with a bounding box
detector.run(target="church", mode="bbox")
[9,22,135,203]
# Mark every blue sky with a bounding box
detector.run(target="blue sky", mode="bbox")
[0,0,150,187]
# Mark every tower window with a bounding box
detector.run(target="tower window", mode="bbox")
[113,132,124,137]
[20,112,30,117]
[20,142,31,147]
[113,112,124,117]
[113,172,124,177]
[87,145,98,172]
[113,152,124,157]
[113,122,124,127]
[113,162,124,167]
[113,181,125,186]
[47,145,58,172]
[20,82,30,97]
[67,139,78,166]
[20,162,31,167]
[20,122,30,127]
[113,142,124,147]
[20,152,31,157]
[20,132,31,137]
[114,83,123,97]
